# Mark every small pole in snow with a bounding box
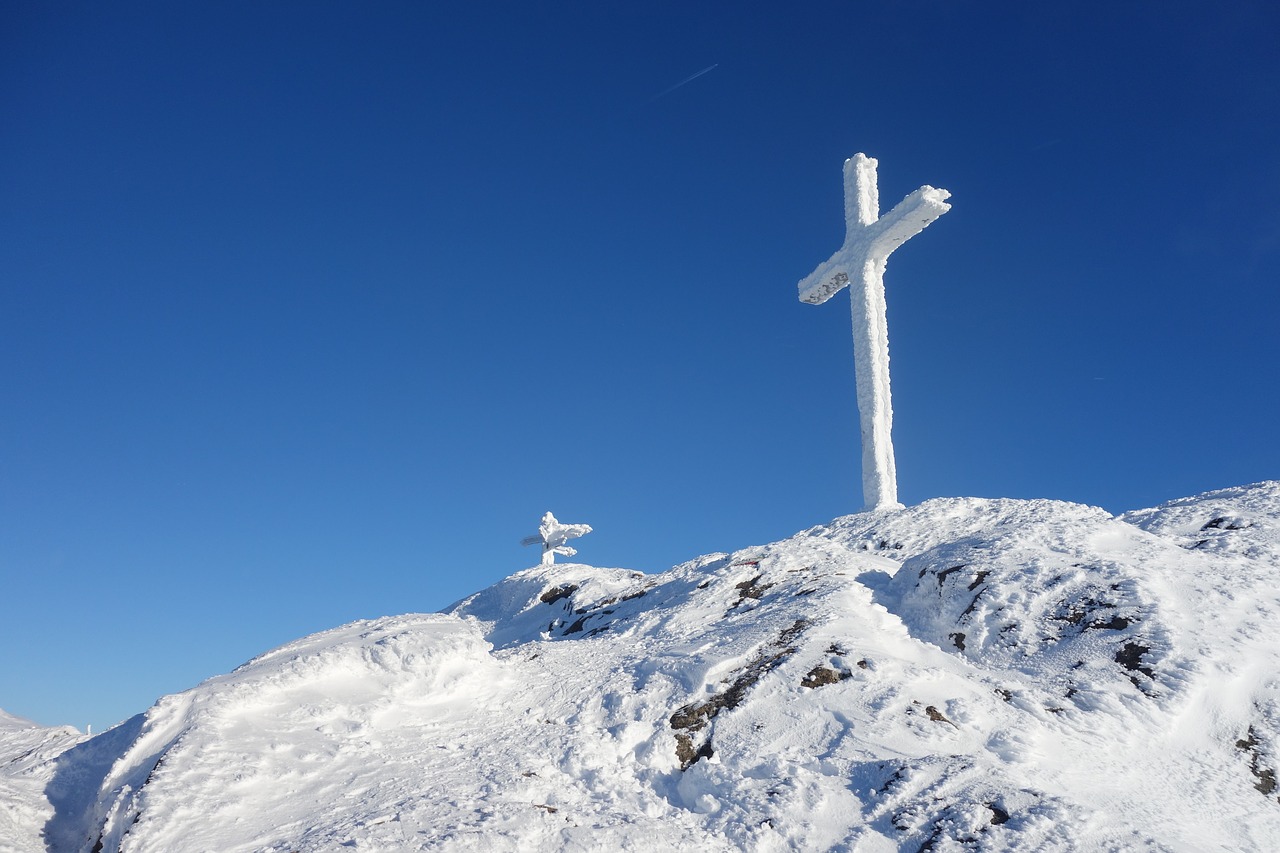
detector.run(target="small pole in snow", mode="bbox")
[522,511,592,566]
[796,153,951,511]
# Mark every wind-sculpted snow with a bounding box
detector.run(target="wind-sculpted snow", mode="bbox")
[5,482,1280,851]
[0,712,83,853]
[1121,480,1280,564]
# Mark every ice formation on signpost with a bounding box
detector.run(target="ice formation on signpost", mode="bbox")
[521,512,592,566]
[797,153,951,510]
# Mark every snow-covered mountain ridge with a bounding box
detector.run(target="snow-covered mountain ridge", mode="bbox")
[4,482,1279,852]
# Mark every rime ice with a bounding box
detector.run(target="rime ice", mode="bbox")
[798,153,951,510]
[523,511,592,566]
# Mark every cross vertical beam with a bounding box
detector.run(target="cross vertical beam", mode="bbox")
[797,153,951,511]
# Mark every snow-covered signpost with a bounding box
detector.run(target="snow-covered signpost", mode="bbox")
[797,153,951,511]
[522,512,592,566]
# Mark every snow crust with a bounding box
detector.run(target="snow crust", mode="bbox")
[4,482,1280,851]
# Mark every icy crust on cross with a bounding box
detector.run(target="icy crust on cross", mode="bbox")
[529,512,592,566]
[797,153,951,511]
[798,155,951,306]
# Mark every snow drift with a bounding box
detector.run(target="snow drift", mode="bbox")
[3,482,1279,851]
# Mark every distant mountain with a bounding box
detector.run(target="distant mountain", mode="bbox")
[4,482,1279,852]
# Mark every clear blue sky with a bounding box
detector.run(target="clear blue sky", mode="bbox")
[3,1,1277,731]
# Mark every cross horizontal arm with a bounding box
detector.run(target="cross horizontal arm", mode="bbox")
[798,185,950,306]
[798,257,852,305]
[866,186,952,260]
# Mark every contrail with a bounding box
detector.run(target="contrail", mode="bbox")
[651,63,719,101]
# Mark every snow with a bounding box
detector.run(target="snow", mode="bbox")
[4,481,1280,851]
[0,711,82,853]
[797,154,951,511]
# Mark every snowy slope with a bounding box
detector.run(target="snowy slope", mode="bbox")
[5,482,1280,852]
[0,711,82,853]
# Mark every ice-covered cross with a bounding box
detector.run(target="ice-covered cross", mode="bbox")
[797,153,951,511]
[521,512,592,566]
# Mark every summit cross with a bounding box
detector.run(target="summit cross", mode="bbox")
[797,153,951,511]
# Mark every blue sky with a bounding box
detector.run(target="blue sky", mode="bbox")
[3,1,1277,731]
